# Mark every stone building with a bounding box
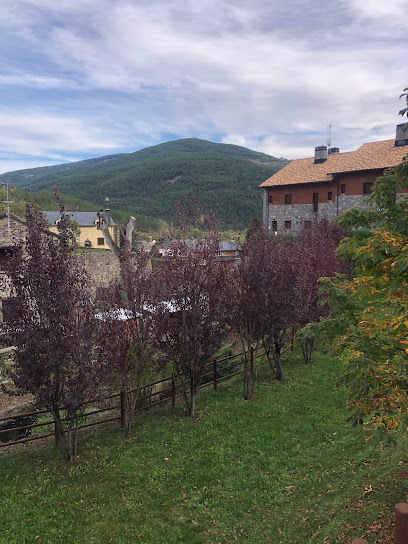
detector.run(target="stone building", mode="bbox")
[260,124,408,235]
[0,212,40,265]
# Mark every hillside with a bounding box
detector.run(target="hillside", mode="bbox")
[0,139,289,228]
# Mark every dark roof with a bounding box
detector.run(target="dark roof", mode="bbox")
[260,139,408,188]
[159,238,241,252]
[43,211,115,227]
[220,240,240,252]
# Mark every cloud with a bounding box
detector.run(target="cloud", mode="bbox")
[0,0,407,174]
[0,111,127,158]
[343,0,408,21]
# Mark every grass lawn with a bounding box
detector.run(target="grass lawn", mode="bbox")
[1,347,407,544]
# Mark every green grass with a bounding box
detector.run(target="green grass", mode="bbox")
[1,348,407,543]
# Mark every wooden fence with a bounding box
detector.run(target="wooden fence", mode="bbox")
[351,502,408,543]
[0,343,291,449]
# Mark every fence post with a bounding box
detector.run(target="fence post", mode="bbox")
[291,330,295,351]
[213,360,217,390]
[171,374,176,407]
[120,390,126,427]
[395,502,408,544]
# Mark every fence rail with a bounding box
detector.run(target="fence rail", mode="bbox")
[0,342,292,449]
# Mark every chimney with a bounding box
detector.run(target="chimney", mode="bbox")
[105,208,111,226]
[328,147,340,154]
[314,145,328,164]
[395,123,408,147]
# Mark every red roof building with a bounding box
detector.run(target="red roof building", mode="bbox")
[259,124,408,235]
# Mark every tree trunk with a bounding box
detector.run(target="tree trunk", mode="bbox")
[97,211,135,256]
[123,389,139,439]
[51,405,72,461]
[189,387,196,417]
[174,372,194,417]
[300,338,314,364]
[263,338,284,381]
[272,342,284,380]
[243,348,256,400]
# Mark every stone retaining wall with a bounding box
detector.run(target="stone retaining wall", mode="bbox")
[78,251,121,292]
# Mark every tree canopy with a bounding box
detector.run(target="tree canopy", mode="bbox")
[3,205,107,460]
[321,154,408,442]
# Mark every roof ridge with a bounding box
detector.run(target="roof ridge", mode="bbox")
[260,138,408,188]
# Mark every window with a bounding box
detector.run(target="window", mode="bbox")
[272,220,278,232]
[304,220,311,228]
[363,182,374,195]
[341,184,346,194]
[328,191,332,201]
[285,194,292,205]
[268,194,273,204]
[284,221,291,231]
[313,193,319,213]
[97,238,105,246]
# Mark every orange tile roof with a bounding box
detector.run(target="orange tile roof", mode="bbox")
[259,139,408,188]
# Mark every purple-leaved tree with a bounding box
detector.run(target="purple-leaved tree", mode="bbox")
[233,222,268,399]
[3,205,107,460]
[98,233,157,438]
[150,212,233,417]
[260,236,310,380]
[296,218,348,363]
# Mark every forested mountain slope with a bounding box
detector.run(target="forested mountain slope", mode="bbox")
[1,138,289,228]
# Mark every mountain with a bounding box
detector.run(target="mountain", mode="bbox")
[0,138,289,228]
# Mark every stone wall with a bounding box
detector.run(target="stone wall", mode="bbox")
[0,215,27,248]
[265,194,371,235]
[0,250,121,317]
[78,251,121,292]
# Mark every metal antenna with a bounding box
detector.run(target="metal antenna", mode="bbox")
[327,124,332,148]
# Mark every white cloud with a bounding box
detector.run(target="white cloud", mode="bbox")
[0,73,79,89]
[0,0,407,173]
[342,0,408,21]
[0,112,128,158]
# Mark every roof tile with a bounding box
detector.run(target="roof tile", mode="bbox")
[260,139,408,188]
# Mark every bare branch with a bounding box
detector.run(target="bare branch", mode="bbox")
[125,216,136,246]
[97,211,121,257]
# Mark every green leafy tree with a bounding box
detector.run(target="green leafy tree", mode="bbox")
[321,151,408,442]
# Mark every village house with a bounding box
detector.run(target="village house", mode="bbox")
[157,239,241,263]
[43,209,119,250]
[260,123,408,235]
[0,211,120,321]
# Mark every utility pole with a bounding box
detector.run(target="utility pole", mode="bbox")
[1,182,12,235]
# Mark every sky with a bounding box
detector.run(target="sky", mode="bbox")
[0,0,407,174]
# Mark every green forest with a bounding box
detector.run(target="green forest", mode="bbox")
[0,138,288,229]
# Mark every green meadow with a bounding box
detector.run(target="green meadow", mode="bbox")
[1,347,407,544]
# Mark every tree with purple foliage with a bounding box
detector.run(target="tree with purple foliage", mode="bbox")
[233,222,268,399]
[235,219,344,386]
[98,234,157,438]
[296,219,348,363]
[260,236,310,380]
[3,205,107,461]
[150,225,232,417]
